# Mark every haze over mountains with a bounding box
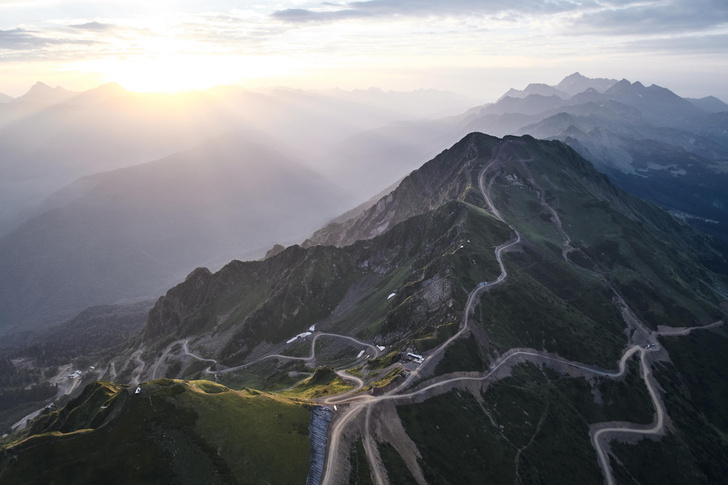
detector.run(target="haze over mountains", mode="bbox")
[0,134,354,334]
[1,72,727,339]
[332,73,728,239]
[0,82,479,333]
[0,81,472,237]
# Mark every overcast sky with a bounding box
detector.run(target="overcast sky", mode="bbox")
[1,0,726,100]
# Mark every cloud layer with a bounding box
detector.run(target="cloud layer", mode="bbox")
[272,0,589,23]
[0,0,726,96]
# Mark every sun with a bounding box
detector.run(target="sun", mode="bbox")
[70,53,300,94]
[108,55,241,93]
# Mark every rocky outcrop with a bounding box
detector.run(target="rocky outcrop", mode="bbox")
[305,133,500,248]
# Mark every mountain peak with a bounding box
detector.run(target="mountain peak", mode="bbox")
[15,81,75,104]
[555,72,617,96]
[69,82,130,105]
[687,95,728,113]
[498,83,568,101]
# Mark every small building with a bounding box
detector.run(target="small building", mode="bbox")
[407,352,424,364]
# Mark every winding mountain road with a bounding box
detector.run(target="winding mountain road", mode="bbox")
[591,347,663,485]
[203,331,380,376]
[319,139,725,485]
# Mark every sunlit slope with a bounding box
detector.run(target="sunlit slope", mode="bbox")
[0,133,354,334]
[0,380,311,485]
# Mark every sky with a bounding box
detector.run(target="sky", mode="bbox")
[1,0,727,101]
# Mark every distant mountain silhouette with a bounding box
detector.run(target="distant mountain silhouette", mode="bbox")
[0,133,354,334]
[0,83,435,236]
[555,72,617,96]
[315,73,728,240]
[498,83,569,101]
[13,81,76,105]
[687,95,728,113]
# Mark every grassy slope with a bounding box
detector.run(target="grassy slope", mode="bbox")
[282,367,353,399]
[473,137,726,369]
[610,328,728,484]
[499,139,725,329]
[0,380,311,485]
[397,361,655,484]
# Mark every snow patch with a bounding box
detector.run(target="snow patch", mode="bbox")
[377,345,386,351]
[287,332,312,344]
[387,293,396,300]
[356,350,365,358]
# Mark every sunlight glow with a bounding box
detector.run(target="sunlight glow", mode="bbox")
[69,54,302,93]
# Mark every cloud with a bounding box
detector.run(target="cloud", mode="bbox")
[0,25,99,58]
[0,28,51,49]
[272,0,590,23]
[271,7,370,23]
[575,0,728,35]
[619,33,728,54]
[70,21,115,31]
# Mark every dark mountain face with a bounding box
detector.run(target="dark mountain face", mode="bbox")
[0,134,354,335]
[3,133,727,484]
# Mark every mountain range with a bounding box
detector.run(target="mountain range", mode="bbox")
[0,82,464,237]
[325,73,728,241]
[2,132,725,484]
[1,73,726,339]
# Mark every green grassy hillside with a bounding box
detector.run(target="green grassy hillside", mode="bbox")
[0,380,312,485]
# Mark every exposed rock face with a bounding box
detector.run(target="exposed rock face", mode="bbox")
[143,267,215,341]
[264,244,287,260]
[305,133,500,248]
